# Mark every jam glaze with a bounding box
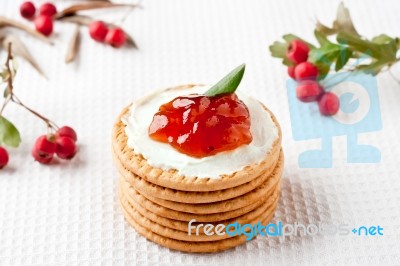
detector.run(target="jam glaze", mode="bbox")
[148,93,252,158]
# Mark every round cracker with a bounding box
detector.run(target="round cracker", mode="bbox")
[119,189,278,242]
[114,150,283,203]
[119,184,279,237]
[112,84,282,192]
[120,178,278,222]
[119,197,276,253]
[138,157,283,214]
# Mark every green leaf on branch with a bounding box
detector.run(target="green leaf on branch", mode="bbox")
[269,35,315,66]
[269,41,288,59]
[309,41,354,77]
[372,34,394,45]
[269,41,294,66]
[270,2,400,80]
[337,32,398,74]
[314,30,331,46]
[335,46,352,71]
[309,43,340,78]
[355,62,383,75]
[0,116,21,148]
[282,34,316,49]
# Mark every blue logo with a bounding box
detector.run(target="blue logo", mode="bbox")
[287,71,382,168]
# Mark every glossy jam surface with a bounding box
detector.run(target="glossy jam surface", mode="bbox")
[148,93,252,158]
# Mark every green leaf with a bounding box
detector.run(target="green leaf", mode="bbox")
[335,47,353,71]
[282,34,316,49]
[204,64,245,97]
[355,60,385,75]
[309,44,342,79]
[282,57,294,67]
[268,41,295,66]
[269,41,288,59]
[309,43,341,65]
[314,30,330,46]
[337,32,397,69]
[0,116,21,148]
[372,34,394,44]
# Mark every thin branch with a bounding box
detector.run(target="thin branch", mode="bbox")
[0,43,58,130]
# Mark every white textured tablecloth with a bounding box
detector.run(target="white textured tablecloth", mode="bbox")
[1,0,400,265]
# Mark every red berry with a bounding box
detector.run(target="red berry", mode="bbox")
[35,15,53,36]
[32,135,56,164]
[39,2,57,17]
[0,146,9,169]
[294,62,319,80]
[105,28,126,48]
[89,21,109,42]
[318,92,340,116]
[20,1,36,19]
[287,39,309,64]
[32,149,53,164]
[56,137,77,160]
[57,126,77,142]
[288,66,296,79]
[296,81,324,102]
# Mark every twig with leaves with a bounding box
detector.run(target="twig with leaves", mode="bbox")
[270,2,400,80]
[268,2,400,116]
[0,43,79,168]
[0,43,59,149]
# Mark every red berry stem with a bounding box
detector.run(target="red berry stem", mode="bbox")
[11,95,59,131]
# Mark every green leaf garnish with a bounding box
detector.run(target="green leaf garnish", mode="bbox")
[0,116,21,148]
[204,64,246,96]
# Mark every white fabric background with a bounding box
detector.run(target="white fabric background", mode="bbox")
[1,0,400,265]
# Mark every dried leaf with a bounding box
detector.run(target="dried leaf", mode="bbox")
[125,33,138,49]
[65,26,81,64]
[315,3,359,37]
[333,2,359,36]
[3,85,10,98]
[59,15,138,49]
[58,15,93,26]
[315,20,337,35]
[0,16,53,44]
[56,2,140,19]
[0,34,46,77]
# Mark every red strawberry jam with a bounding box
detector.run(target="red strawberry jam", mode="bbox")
[148,93,252,158]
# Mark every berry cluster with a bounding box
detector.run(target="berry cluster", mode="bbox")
[0,43,78,170]
[89,21,127,48]
[19,1,127,48]
[286,39,340,116]
[32,126,78,164]
[20,1,56,36]
[0,125,77,168]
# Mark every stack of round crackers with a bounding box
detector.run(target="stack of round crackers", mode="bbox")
[112,105,283,253]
